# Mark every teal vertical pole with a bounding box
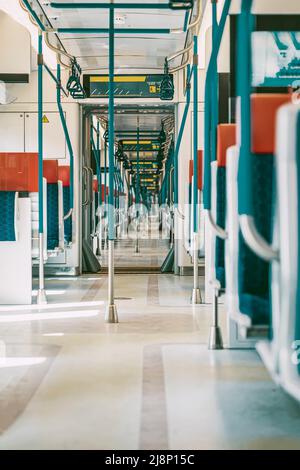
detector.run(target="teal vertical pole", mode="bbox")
[106,1,118,322]
[203,0,231,210]
[37,31,47,304]
[211,1,218,165]
[97,120,102,205]
[108,6,115,241]
[57,63,74,211]
[174,65,192,205]
[191,34,202,305]
[136,125,140,206]
[193,35,199,233]
[237,0,254,216]
[104,140,107,204]
[38,33,44,234]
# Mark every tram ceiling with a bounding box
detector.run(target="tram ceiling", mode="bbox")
[29,0,200,72]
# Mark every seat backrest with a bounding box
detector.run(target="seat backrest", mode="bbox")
[238,94,291,325]
[0,153,38,192]
[214,124,236,288]
[44,160,59,250]
[0,153,39,242]
[58,166,72,243]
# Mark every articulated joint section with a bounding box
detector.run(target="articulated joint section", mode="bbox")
[239,215,279,262]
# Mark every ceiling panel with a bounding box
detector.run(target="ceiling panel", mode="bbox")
[33,0,196,71]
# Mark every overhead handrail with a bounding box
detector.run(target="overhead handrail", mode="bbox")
[168,0,202,73]
[203,0,231,241]
[20,0,73,70]
[237,0,279,262]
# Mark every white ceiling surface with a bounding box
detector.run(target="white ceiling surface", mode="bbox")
[114,111,172,131]
[40,0,192,71]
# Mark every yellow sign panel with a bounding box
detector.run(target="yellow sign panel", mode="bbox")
[149,85,157,93]
[123,140,152,145]
[90,76,147,83]
[42,115,49,124]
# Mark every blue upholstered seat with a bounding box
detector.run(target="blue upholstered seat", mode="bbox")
[0,192,16,242]
[238,154,274,326]
[47,183,59,250]
[215,167,226,289]
[63,186,72,243]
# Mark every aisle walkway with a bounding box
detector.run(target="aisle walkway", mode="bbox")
[0,271,300,450]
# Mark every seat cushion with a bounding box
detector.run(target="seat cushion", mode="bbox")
[47,183,59,250]
[238,154,274,325]
[239,293,270,325]
[0,192,16,241]
[215,167,226,288]
[63,186,72,243]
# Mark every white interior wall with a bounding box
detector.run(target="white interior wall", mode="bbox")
[0,11,31,74]
[0,66,80,271]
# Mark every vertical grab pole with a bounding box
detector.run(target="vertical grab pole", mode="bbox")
[105,1,118,323]
[37,31,47,305]
[57,63,74,213]
[104,137,108,249]
[173,66,191,274]
[191,35,202,305]
[135,119,140,253]
[96,120,101,256]
[208,0,224,350]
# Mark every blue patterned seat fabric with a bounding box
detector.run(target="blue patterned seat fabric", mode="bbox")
[63,186,72,243]
[47,183,59,250]
[0,192,16,242]
[238,154,274,326]
[215,167,226,289]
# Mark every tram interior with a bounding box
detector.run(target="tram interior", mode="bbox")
[1,0,300,452]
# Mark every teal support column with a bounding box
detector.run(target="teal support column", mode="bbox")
[38,33,44,234]
[57,64,74,210]
[211,1,219,167]
[106,1,118,323]
[203,0,231,210]
[191,34,202,305]
[193,35,199,234]
[91,126,101,197]
[174,65,192,206]
[237,0,254,216]
[104,141,108,205]
[37,31,47,305]
[97,120,102,205]
[136,125,140,206]
[108,6,115,241]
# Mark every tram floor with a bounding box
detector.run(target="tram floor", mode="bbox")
[0,273,300,450]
